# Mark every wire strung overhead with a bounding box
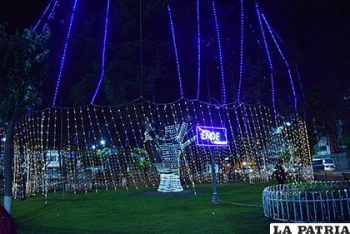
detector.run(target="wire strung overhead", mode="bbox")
[262,14,297,111]
[52,0,79,107]
[211,0,226,105]
[39,1,305,118]
[167,4,184,99]
[255,2,277,126]
[41,0,59,34]
[33,0,53,31]
[90,0,111,104]
[196,0,201,100]
[237,0,245,103]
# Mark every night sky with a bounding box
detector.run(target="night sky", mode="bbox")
[1,0,350,119]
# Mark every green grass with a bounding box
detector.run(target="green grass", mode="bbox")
[11,183,273,234]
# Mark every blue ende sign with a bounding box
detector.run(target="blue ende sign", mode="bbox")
[196,126,228,147]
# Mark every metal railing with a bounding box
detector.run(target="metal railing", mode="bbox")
[262,181,350,222]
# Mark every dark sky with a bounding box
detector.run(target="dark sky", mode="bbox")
[1,0,350,114]
[261,1,350,93]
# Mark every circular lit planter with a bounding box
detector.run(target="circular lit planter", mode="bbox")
[262,181,350,222]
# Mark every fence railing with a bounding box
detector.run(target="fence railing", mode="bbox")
[262,181,350,222]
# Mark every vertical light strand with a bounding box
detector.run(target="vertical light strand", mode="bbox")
[86,106,99,192]
[167,5,184,98]
[255,2,277,126]
[171,102,197,193]
[139,0,144,97]
[91,0,111,104]
[237,0,244,103]
[196,0,201,100]
[135,104,157,187]
[52,0,78,107]
[73,108,82,193]
[262,14,297,111]
[78,107,94,193]
[92,107,108,190]
[41,0,59,34]
[33,0,53,31]
[109,108,130,190]
[183,101,203,184]
[116,108,138,189]
[212,0,226,104]
[125,106,147,188]
[100,107,118,190]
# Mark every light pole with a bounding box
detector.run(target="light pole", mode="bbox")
[196,126,227,204]
[210,148,219,204]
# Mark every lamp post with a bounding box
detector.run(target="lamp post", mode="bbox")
[196,126,227,204]
[210,148,219,204]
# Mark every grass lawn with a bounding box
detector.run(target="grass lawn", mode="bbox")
[11,183,274,234]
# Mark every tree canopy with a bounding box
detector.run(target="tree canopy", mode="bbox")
[0,25,50,125]
[0,24,50,213]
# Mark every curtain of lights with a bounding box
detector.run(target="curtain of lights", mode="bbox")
[12,100,312,198]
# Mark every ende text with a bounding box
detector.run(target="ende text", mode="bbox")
[200,130,221,142]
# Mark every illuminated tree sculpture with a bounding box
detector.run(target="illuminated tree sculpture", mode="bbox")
[144,120,195,193]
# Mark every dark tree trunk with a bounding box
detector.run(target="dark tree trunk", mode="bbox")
[4,110,18,214]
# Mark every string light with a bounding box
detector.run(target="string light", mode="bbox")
[262,14,297,110]
[86,106,100,192]
[33,0,53,31]
[189,101,206,182]
[52,0,78,107]
[125,106,147,187]
[167,5,184,98]
[79,107,94,193]
[237,0,244,103]
[255,2,277,126]
[116,108,138,189]
[183,101,202,184]
[171,102,196,193]
[196,0,201,100]
[212,0,226,104]
[93,107,109,190]
[13,108,312,195]
[136,104,156,187]
[107,108,127,189]
[41,0,59,34]
[91,0,111,104]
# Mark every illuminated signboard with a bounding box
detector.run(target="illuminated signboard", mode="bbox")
[196,126,228,147]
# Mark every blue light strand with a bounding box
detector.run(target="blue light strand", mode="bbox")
[52,0,78,107]
[91,0,111,104]
[237,0,244,103]
[167,5,184,99]
[212,0,226,104]
[33,0,53,31]
[41,23,49,34]
[255,2,277,126]
[262,14,297,110]
[48,0,59,20]
[271,26,284,45]
[41,0,59,34]
[196,0,201,100]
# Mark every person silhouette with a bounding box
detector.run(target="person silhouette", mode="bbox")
[273,159,286,188]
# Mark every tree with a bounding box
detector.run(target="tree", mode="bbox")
[0,24,50,213]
